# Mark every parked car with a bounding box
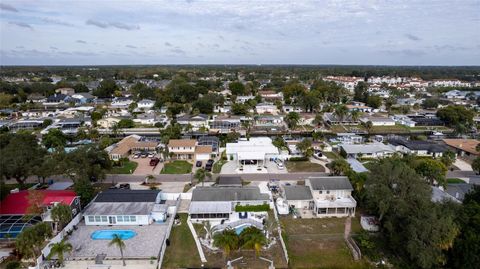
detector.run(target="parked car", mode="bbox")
[150,157,160,166]
[133,152,140,159]
[148,152,155,158]
[205,159,214,171]
[275,159,284,170]
[196,161,202,167]
[140,152,148,158]
[314,152,327,160]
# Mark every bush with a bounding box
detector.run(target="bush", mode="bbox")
[6,260,21,269]
[288,157,309,162]
[235,204,270,212]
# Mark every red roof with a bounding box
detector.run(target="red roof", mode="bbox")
[0,190,77,215]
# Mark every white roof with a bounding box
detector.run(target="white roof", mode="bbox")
[189,201,232,214]
[341,143,395,154]
[237,151,266,160]
[226,137,279,156]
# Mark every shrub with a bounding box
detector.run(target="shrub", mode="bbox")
[288,157,308,162]
[6,261,21,269]
[235,204,270,212]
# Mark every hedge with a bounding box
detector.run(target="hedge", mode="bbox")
[288,157,309,162]
[235,204,270,212]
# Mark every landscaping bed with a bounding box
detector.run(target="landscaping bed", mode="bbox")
[161,160,192,174]
[108,160,138,174]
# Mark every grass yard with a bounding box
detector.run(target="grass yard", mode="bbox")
[162,214,201,269]
[213,159,228,173]
[447,178,467,184]
[281,216,370,269]
[286,161,326,172]
[161,160,192,174]
[324,151,341,160]
[108,160,138,174]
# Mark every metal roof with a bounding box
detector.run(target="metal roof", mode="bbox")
[84,202,154,215]
[284,186,313,201]
[192,187,269,202]
[189,201,232,214]
[94,189,160,203]
[308,176,353,191]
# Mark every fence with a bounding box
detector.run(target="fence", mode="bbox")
[157,197,181,269]
[272,201,289,265]
[186,216,207,263]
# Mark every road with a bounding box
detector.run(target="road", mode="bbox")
[447,170,480,185]
[12,172,331,185]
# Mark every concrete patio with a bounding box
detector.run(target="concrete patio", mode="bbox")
[67,222,168,259]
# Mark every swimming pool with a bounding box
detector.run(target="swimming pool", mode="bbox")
[235,224,251,235]
[91,230,137,240]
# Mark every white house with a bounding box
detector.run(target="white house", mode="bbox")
[340,143,395,159]
[111,97,134,108]
[255,103,279,114]
[177,114,209,130]
[83,189,164,225]
[137,99,155,109]
[226,137,279,172]
[360,117,395,126]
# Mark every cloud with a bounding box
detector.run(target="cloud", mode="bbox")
[76,40,87,44]
[42,18,74,27]
[0,3,18,12]
[383,49,426,57]
[170,48,186,54]
[164,42,172,47]
[9,21,33,30]
[218,35,225,40]
[405,33,421,41]
[126,45,137,48]
[50,46,58,50]
[85,19,139,30]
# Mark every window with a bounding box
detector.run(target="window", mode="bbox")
[117,216,123,222]
[94,216,101,222]
[88,216,94,222]
[326,190,330,194]
[101,216,107,222]
[130,216,136,222]
[319,191,323,194]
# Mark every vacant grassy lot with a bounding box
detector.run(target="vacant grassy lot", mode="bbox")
[108,160,138,174]
[281,216,370,269]
[286,161,326,173]
[162,214,201,269]
[161,160,192,174]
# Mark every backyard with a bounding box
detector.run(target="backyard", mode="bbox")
[286,161,325,172]
[161,160,192,174]
[108,160,138,174]
[280,216,369,269]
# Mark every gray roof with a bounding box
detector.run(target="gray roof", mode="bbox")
[308,176,353,191]
[47,182,74,190]
[284,186,313,201]
[189,201,232,214]
[445,184,475,201]
[94,189,160,203]
[346,158,369,173]
[217,176,243,187]
[192,187,269,202]
[84,202,154,215]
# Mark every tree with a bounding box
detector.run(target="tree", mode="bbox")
[272,136,286,150]
[285,112,300,130]
[422,98,439,109]
[437,105,474,128]
[47,240,72,266]
[414,158,448,187]
[440,150,456,169]
[228,81,246,95]
[362,120,373,135]
[366,95,382,109]
[334,105,348,122]
[194,168,212,187]
[353,81,368,102]
[51,204,73,233]
[192,97,214,114]
[231,103,249,115]
[26,190,46,215]
[296,139,313,157]
[63,145,112,182]
[74,179,95,206]
[109,234,126,266]
[239,227,267,257]
[93,79,119,98]
[364,158,458,269]
[327,158,351,176]
[448,186,480,269]
[116,119,135,128]
[0,133,46,185]
[472,157,480,175]
[213,228,239,258]
[16,222,52,260]
[42,128,68,149]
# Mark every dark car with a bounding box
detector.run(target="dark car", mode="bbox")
[205,159,214,171]
[150,157,160,166]
[195,161,202,167]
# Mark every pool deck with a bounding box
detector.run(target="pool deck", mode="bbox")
[67,221,168,259]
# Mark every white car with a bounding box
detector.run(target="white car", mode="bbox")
[314,152,327,160]
[148,152,155,158]
[275,159,284,169]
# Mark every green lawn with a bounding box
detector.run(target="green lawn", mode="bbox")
[212,159,227,174]
[108,160,138,174]
[162,214,201,269]
[286,161,326,173]
[161,160,192,174]
[281,216,370,269]
[447,178,467,184]
[324,151,341,160]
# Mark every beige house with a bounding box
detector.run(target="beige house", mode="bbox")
[168,139,196,160]
[97,117,121,129]
[107,135,158,161]
[306,176,356,217]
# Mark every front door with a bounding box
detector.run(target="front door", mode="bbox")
[109,216,116,224]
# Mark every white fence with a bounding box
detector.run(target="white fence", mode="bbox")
[186,216,207,263]
[35,213,84,268]
[272,201,289,265]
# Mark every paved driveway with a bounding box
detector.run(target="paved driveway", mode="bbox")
[131,157,158,175]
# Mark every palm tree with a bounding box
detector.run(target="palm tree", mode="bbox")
[194,168,212,187]
[51,204,72,234]
[47,240,72,266]
[109,234,126,266]
[350,110,360,122]
[213,229,239,258]
[362,120,373,136]
[239,227,267,258]
[202,221,214,241]
[334,105,348,122]
[241,120,251,139]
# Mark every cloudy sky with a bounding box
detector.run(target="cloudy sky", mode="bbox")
[0,0,479,65]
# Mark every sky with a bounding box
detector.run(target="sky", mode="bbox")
[0,0,479,66]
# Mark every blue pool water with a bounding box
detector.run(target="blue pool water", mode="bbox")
[235,224,251,235]
[91,230,137,240]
